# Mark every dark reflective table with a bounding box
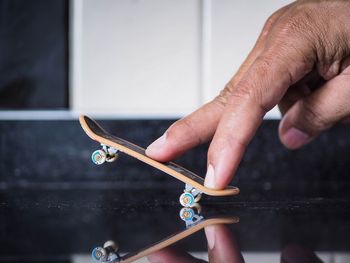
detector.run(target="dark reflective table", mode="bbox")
[1,180,350,263]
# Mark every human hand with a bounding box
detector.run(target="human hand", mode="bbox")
[147,224,244,263]
[146,0,350,189]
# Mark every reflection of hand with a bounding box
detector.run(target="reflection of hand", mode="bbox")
[146,0,350,190]
[281,244,324,263]
[147,224,244,263]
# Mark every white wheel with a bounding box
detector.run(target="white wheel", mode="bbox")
[179,192,195,207]
[106,153,119,163]
[103,240,119,251]
[91,149,107,165]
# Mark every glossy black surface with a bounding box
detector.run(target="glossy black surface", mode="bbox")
[1,187,350,262]
[0,0,68,109]
[1,119,350,262]
[1,119,350,190]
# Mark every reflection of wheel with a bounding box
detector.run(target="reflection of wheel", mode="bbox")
[91,150,107,165]
[179,207,194,221]
[91,247,107,261]
[179,192,195,207]
[103,240,119,251]
[106,153,119,163]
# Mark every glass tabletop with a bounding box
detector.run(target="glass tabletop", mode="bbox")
[1,184,349,263]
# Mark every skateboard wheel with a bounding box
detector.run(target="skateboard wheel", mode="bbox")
[179,192,195,207]
[103,240,119,251]
[179,207,194,221]
[106,153,119,163]
[91,150,107,165]
[91,246,107,261]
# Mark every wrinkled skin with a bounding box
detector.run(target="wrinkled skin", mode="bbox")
[146,0,350,189]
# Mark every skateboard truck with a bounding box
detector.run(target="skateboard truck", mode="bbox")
[92,240,121,263]
[179,203,204,228]
[91,144,119,165]
[179,184,202,207]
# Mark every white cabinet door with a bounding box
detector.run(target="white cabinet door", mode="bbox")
[71,0,201,117]
[71,0,292,118]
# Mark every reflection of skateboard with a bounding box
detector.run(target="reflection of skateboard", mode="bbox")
[79,115,240,206]
[92,216,239,263]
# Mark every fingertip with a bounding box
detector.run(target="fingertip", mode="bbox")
[204,164,217,189]
[145,133,169,161]
[206,139,244,190]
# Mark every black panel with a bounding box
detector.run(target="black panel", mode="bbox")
[0,0,68,109]
[0,119,350,198]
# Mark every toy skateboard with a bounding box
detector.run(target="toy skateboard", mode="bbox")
[91,214,239,263]
[79,115,240,206]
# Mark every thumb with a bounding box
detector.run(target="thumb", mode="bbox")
[279,73,350,149]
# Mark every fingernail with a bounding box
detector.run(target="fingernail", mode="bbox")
[146,133,167,153]
[204,164,216,189]
[204,225,216,250]
[283,127,311,149]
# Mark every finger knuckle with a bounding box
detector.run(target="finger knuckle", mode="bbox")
[234,82,271,114]
[262,12,279,36]
[231,56,277,112]
[228,82,254,104]
[214,85,232,108]
[280,16,305,36]
[276,6,317,39]
[168,117,202,145]
[262,4,292,36]
[214,80,247,108]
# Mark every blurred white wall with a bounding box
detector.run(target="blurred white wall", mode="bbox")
[71,0,293,118]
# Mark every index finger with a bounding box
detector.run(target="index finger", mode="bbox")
[205,43,314,189]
